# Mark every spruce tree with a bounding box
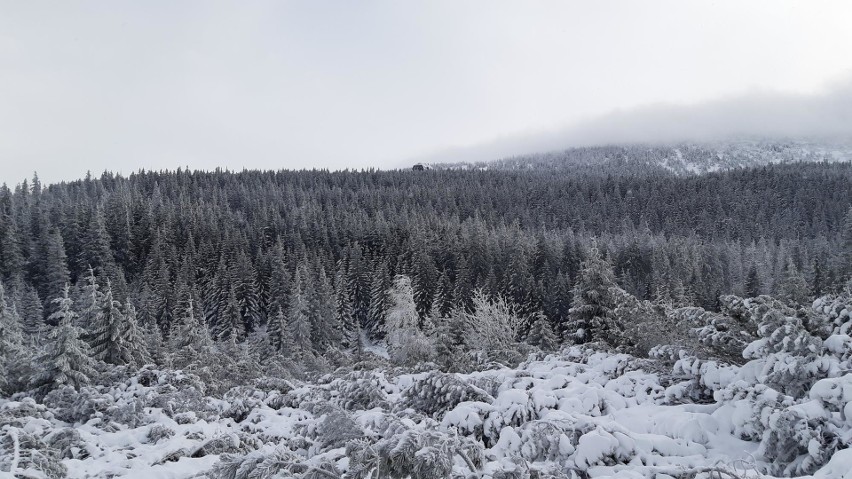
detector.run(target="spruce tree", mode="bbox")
[503,251,535,317]
[452,258,474,313]
[143,319,165,366]
[0,283,24,394]
[169,267,192,332]
[288,266,313,358]
[78,206,116,277]
[215,283,245,341]
[567,245,622,345]
[201,253,228,332]
[169,296,212,370]
[778,258,810,306]
[334,267,358,350]
[745,264,762,297]
[0,213,24,284]
[267,240,291,317]
[234,251,261,332]
[812,258,824,298]
[141,232,174,329]
[119,301,152,368]
[447,310,468,354]
[17,282,44,337]
[545,271,572,342]
[31,285,96,393]
[384,275,432,365]
[41,228,71,317]
[308,266,341,351]
[482,268,500,299]
[526,312,558,351]
[411,249,438,320]
[267,306,291,353]
[366,262,391,334]
[430,305,471,372]
[26,211,52,299]
[431,271,454,320]
[88,279,123,363]
[346,243,370,330]
[671,279,696,308]
[76,266,102,331]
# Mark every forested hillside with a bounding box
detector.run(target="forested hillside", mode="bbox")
[1,162,851,343]
[438,140,852,175]
[1,159,852,478]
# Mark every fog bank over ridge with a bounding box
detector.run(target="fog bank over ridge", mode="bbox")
[412,78,852,166]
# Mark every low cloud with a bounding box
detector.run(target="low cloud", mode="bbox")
[412,77,852,165]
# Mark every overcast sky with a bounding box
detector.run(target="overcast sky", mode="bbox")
[2,1,852,184]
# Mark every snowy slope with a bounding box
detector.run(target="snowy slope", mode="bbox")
[429,138,852,175]
[1,344,851,478]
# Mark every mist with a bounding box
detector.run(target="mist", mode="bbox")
[412,78,852,165]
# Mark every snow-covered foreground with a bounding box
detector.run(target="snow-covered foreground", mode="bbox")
[3,339,852,479]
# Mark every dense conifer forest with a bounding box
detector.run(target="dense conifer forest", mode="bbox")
[2,145,852,478]
[1,158,851,344]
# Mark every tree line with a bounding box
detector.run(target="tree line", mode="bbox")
[0,162,850,379]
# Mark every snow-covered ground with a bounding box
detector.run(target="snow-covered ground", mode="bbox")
[3,339,852,478]
[4,292,852,478]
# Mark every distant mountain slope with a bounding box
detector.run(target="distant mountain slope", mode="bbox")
[426,138,852,175]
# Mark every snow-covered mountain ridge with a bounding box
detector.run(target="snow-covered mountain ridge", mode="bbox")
[426,138,852,175]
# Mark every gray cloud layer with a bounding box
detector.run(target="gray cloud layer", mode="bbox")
[412,79,852,165]
[1,1,851,184]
